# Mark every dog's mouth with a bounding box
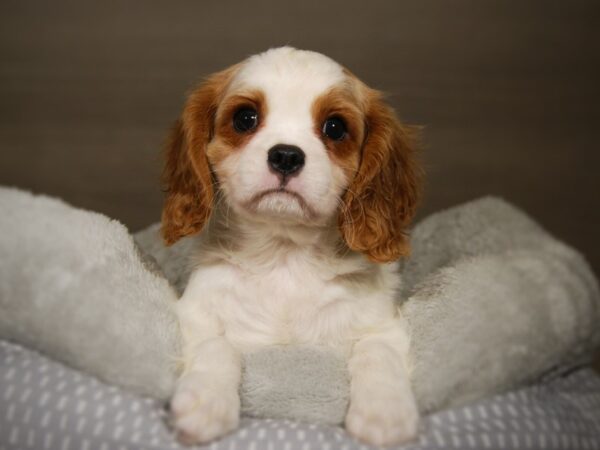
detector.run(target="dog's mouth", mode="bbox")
[243,188,318,219]
[253,187,304,203]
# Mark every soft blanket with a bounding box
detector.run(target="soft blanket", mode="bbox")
[0,186,598,425]
[3,340,600,450]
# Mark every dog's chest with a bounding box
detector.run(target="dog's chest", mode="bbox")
[208,253,385,352]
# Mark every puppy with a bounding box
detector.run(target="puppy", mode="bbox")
[162,47,421,447]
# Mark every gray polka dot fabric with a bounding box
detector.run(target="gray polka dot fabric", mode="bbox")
[1,341,599,450]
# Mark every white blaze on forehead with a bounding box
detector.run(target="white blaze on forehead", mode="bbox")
[232,47,346,92]
[229,47,346,129]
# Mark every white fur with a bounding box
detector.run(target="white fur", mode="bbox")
[171,47,419,447]
[216,48,348,224]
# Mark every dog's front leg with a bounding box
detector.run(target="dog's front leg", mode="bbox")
[170,275,241,445]
[345,318,420,447]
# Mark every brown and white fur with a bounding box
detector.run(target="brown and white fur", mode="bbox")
[162,47,421,447]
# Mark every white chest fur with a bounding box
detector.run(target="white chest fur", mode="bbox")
[176,244,401,355]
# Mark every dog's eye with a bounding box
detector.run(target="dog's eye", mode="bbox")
[233,108,259,133]
[322,117,346,141]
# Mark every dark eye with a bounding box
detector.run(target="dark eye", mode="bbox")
[322,117,346,141]
[233,108,259,133]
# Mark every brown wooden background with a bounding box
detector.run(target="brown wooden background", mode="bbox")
[1,2,599,367]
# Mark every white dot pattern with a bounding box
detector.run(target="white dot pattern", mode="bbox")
[1,340,599,450]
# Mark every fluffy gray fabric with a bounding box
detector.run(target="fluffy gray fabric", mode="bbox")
[4,340,600,450]
[1,186,599,425]
[0,187,180,400]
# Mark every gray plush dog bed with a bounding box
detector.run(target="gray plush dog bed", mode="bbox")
[2,340,600,450]
[1,186,600,447]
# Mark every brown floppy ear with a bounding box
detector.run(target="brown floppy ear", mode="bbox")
[161,66,237,245]
[339,89,422,263]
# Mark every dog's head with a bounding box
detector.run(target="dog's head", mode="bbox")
[161,47,421,262]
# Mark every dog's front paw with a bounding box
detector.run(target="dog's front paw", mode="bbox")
[345,390,419,447]
[170,373,240,445]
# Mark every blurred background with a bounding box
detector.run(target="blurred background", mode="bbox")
[1,1,598,279]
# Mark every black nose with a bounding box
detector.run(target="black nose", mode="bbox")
[267,145,305,176]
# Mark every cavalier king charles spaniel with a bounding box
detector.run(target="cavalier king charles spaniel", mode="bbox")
[162,47,422,447]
